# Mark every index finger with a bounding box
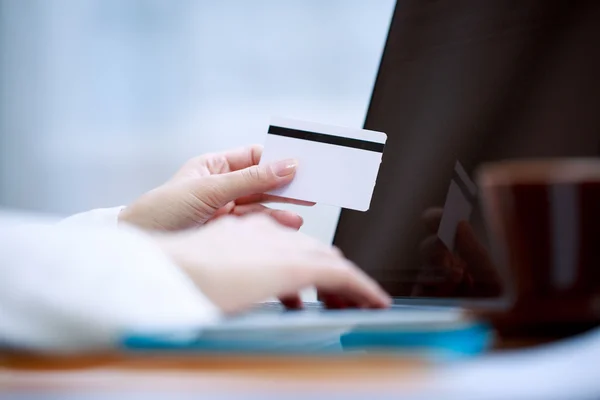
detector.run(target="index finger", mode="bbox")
[219,144,264,171]
[313,262,391,309]
[235,193,315,206]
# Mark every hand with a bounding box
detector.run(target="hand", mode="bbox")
[155,214,391,313]
[413,207,502,297]
[119,145,313,231]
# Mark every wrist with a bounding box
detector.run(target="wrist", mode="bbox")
[117,206,133,227]
[151,234,176,263]
[118,205,153,230]
[151,234,192,279]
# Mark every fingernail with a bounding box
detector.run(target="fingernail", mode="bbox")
[271,159,297,177]
[379,293,393,307]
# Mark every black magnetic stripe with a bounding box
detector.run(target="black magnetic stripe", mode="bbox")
[268,125,384,153]
[452,169,478,204]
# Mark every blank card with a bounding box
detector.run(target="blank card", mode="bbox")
[259,117,387,211]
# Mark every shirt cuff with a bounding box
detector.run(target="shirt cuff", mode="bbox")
[57,206,126,228]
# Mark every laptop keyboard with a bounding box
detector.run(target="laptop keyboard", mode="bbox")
[253,301,324,312]
[252,301,455,313]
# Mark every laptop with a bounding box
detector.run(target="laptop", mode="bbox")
[259,0,600,314]
[124,1,600,353]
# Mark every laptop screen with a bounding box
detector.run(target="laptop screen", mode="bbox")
[332,1,600,303]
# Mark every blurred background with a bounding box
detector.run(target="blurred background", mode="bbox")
[0,0,394,245]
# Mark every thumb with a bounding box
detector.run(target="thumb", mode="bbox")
[210,158,298,203]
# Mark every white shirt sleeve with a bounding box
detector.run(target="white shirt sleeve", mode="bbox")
[57,206,125,228]
[0,210,221,352]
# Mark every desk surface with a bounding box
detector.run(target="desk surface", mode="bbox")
[1,352,428,395]
[0,337,552,394]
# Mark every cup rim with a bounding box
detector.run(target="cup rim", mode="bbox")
[476,158,600,186]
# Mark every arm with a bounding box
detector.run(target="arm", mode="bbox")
[0,213,220,352]
[0,209,390,353]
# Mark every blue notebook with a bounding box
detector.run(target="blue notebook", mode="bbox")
[121,308,493,361]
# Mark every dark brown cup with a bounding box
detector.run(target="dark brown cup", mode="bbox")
[476,159,600,330]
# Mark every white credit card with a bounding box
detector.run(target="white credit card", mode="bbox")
[437,161,478,251]
[259,117,387,211]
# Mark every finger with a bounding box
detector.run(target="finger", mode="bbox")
[219,145,263,171]
[207,159,298,206]
[172,146,263,180]
[319,292,366,309]
[312,261,391,309]
[233,204,304,230]
[331,246,344,257]
[235,193,315,207]
[319,293,349,309]
[279,294,304,310]
[421,207,444,233]
[211,201,236,220]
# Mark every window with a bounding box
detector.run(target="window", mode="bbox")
[0,0,394,244]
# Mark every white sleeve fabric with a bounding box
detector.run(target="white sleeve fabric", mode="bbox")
[57,206,125,228]
[0,213,221,352]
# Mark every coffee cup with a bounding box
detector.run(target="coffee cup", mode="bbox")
[476,158,600,330]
